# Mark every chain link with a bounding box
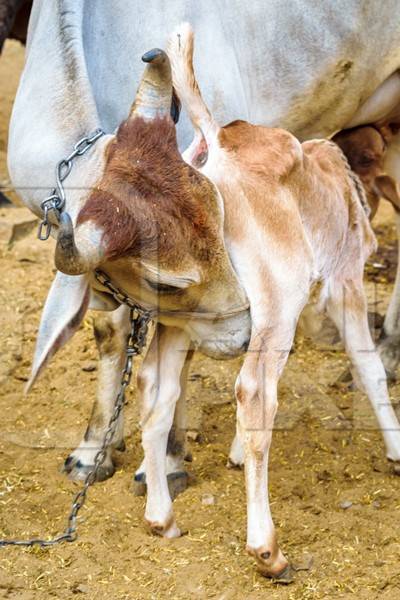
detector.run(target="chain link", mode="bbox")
[38,129,105,240]
[94,270,158,318]
[0,308,150,548]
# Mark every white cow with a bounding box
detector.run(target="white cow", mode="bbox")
[6,0,400,541]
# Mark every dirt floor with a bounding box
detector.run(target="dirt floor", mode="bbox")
[2,40,400,600]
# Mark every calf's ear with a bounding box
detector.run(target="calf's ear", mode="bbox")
[26,272,90,392]
[375,174,400,211]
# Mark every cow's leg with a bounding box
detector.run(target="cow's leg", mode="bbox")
[379,211,400,379]
[134,348,194,498]
[64,305,130,481]
[237,318,300,580]
[379,138,400,377]
[326,277,400,465]
[138,324,190,537]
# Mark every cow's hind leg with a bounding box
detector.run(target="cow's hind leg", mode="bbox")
[134,348,194,498]
[64,305,130,481]
[378,138,400,378]
[379,212,400,380]
[326,277,400,466]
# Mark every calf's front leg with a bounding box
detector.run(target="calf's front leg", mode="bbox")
[134,348,194,498]
[138,323,191,537]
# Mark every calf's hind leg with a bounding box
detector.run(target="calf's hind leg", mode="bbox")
[237,312,302,581]
[326,277,400,465]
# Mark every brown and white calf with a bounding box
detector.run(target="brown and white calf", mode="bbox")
[332,124,400,377]
[165,23,400,578]
[30,26,400,579]
[48,50,250,486]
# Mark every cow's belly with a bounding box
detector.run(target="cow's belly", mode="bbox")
[84,0,400,142]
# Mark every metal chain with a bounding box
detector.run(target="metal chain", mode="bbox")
[0,307,151,548]
[38,128,105,241]
[1,129,152,548]
[94,269,157,317]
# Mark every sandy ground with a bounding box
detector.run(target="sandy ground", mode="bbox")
[1,40,400,600]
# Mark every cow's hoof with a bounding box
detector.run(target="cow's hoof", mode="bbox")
[133,471,189,499]
[226,457,244,469]
[132,472,146,496]
[388,459,400,475]
[63,454,115,482]
[167,471,189,499]
[332,367,358,391]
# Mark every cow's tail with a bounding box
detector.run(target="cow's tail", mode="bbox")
[167,22,219,142]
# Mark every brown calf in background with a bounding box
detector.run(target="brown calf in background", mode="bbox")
[333,123,400,378]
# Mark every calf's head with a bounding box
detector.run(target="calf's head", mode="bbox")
[55,49,246,316]
[333,125,400,219]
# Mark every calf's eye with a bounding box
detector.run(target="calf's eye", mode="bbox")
[145,279,181,294]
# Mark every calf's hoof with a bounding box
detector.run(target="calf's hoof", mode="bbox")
[133,471,188,499]
[63,454,115,482]
[247,546,293,583]
[226,457,244,470]
[146,514,181,539]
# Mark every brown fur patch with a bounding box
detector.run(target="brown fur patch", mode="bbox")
[219,121,302,180]
[332,127,386,182]
[93,315,117,356]
[77,117,219,265]
[332,126,387,219]
[166,426,184,457]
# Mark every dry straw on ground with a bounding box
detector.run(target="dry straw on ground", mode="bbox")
[1,40,400,600]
